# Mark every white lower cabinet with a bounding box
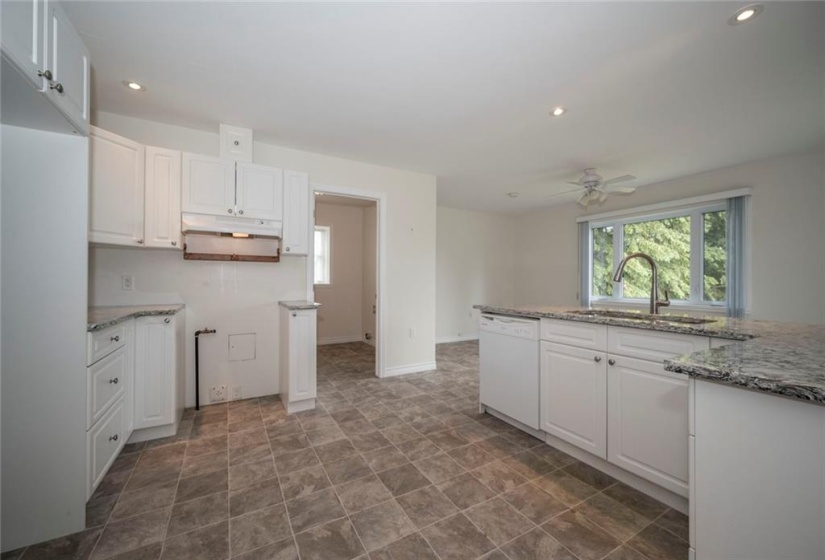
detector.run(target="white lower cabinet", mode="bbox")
[87,397,125,498]
[540,341,607,458]
[607,355,689,496]
[279,306,317,413]
[133,314,184,432]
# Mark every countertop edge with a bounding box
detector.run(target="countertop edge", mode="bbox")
[88,305,185,332]
[279,301,321,310]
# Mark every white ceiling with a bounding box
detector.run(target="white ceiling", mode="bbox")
[65,2,824,213]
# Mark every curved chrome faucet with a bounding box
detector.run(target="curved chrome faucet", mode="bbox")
[612,252,671,314]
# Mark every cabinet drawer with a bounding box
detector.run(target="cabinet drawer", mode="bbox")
[87,348,127,430]
[87,397,125,499]
[87,323,127,365]
[608,327,709,363]
[540,319,607,351]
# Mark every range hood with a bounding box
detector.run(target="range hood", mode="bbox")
[182,213,282,238]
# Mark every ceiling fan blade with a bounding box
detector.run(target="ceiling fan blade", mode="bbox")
[602,174,636,185]
[566,181,583,187]
[544,187,582,199]
[608,186,636,194]
[598,191,609,203]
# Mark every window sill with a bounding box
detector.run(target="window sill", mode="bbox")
[314,283,333,289]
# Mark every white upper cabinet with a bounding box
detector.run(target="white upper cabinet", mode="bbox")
[236,162,284,220]
[1,0,90,134]
[89,127,146,246]
[1,0,48,90]
[46,3,89,133]
[182,153,237,216]
[282,170,310,256]
[145,147,182,249]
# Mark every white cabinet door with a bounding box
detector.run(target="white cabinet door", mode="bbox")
[607,355,689,496]
[86,397,125,499]
[1,0,48,90]
[134,316,174,430]
[236,162,283,221]
[46,3,89,133]
[89,127,146,246]
[182,153,236,216]
[282,170,310,255]
[540,341,607,459]
[289,309,317,402]
[145,146,182,249]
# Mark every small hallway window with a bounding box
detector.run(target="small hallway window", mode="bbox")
[314,225,331,285]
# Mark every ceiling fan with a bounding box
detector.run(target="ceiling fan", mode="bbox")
[548,168,637,207]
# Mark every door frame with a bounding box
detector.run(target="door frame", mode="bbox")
[307,182,387,379]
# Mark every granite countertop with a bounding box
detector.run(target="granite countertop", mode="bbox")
[88,304,185,332]
[279,301,321,310]
[475,304,825,406]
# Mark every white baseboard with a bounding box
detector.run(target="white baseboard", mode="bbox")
[318,335,363,346]
[436,334,479,344]
[382,361,437,378]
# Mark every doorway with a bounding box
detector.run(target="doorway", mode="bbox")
[308,184,386,379]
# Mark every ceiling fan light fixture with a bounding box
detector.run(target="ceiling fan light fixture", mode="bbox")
[550,106,566,117]
[728,4,763,25]
[123,80,145,91]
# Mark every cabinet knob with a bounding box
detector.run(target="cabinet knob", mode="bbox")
[285,247,290,252]
[50,82,64,94]
[238,210,244,215]
[109,377,119,384]
[109,434,119,442]
[110,335,120,342]
[608,359,616,366]
[228,208,233,214]
[171,241,177,246]
[136,239,144,244]
[292,312,297,317]
[164,318,171,324]
[38,69,53,81]
[594,356,601,363]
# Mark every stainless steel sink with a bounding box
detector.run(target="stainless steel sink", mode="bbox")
[567,309,714,325]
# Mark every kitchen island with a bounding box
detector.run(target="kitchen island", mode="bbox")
[476,304,825,560]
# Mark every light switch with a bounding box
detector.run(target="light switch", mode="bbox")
[228,333,256,362]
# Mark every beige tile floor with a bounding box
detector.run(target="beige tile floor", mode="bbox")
[2,341,688,560]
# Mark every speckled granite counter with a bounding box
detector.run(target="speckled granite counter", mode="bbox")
[475,305,825,406]
[278,301,321,310]
[88,304,185,332]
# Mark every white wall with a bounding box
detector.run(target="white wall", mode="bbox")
[513,146,825,324]
[363,205,377,345]
[90,111,437,403]
[315,202,365,344]
[436,207,517,342]
[1,126,88,550]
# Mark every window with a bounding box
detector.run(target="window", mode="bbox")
[588,203,728,308]
[314,226,331,285]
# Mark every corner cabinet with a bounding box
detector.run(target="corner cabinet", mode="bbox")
[133,314,185,436]
[279,306,317,413]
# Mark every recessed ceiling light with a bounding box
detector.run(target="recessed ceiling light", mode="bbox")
[728,4,763,25]
[550,106,566,117]
[123,81,145,91]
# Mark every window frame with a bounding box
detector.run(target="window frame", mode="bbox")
[313,225,332,287]
[588,201,727,310]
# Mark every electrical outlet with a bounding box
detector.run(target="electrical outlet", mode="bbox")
[231,385,243,401]
[209,385,227,403]
[121,275,135,290]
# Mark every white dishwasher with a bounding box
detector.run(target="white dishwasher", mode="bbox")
[479,314,540,429]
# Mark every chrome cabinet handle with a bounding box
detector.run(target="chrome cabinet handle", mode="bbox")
[594,356,601,363]
[228,208,233,214]
[238,210,244,215]
[110,335,120,342]
[285,247,291,252]
[164,318,171,324]
[292,312,297,317]
[608,359,616,366]
[109,377,119,384]
[171,241,177,246]
[136,239,144,244]
[50,82,64,94]
[38,69,53,80]
[109,434,119,442]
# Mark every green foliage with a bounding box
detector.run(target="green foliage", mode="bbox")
[590,211,727,303]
